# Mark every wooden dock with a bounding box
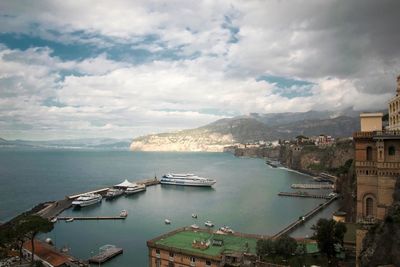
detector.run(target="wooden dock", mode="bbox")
[291,183,334,189]
[273,195,338,238]
[89,247,123,264]
[278,192,333,199]
[57,216,126,221]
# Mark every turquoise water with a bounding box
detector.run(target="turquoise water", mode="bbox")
[0,151,338,266]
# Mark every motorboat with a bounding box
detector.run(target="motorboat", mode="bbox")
[191,224,200,230]
[219,226,234,234]
[50,218,57,223]
[125,184,146,195]
[192,213,198,219]
[120,210,128,218]
[105,188,124,200]
[204,220,214,227]
[72,193,102,207]
[65,218,74,223]
[165,219,171,224]
[161,173,216,187]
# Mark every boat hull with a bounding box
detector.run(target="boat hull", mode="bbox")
[125,186,146,195]
[72,197,102,207]
[160,179,216,187]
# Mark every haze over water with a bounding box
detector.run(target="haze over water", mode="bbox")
[0,150,338,266]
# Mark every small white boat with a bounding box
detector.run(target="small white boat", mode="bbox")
[65,218,74,223]
[219,226,234,234]
[204,220,214,227]
[120,210,128,218]
[192,213,198,219]
[165,219,171,224]
[50,218,57,223]
[191,224,200,229]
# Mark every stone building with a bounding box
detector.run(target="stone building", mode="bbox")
[353,75,400,265]
[388,75,400,130]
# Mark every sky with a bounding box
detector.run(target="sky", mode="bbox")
[1,0,400,140]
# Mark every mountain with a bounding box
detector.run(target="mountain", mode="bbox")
[130,110,362,152]
[0,138,132,150]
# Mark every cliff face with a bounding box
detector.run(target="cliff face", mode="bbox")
[359,179,400,267]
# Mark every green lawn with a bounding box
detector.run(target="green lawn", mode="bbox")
[155,230,258,257]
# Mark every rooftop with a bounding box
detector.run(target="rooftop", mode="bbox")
[152,228,258,257]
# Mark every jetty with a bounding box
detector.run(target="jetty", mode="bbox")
[67,188,109,200]
[278,192,335,199]
[291,183,334,189]
[273,195,338,238]
[137,178,160,186]
[89,245,123,264]
[58,216,126,221]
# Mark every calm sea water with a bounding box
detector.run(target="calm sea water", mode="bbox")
[0,150,338,266]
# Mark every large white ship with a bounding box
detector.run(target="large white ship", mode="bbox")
[71,193,102,207]
[160,173,216,187]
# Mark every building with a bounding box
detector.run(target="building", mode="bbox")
[22,240,84,267]
[353,75,400,265]
[147,227,259,267]
[388,75,400,130]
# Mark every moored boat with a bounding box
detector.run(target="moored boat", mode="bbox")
[165,219,171,224]
[219,225,234,234]
[161,173,216,187]
[204,220,214,227]
[192,213,198,219]
[191,224,199,230]
[72,193,102,207]
[120,210,128,218]
[125,184,146,195]
[65,218,74,223]
[105,188,124,200]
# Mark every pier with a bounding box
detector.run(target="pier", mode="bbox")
[273,195,338,238]
[278,192,334,199]
[291,183,334,189]
[89,246,123,264]
[67,188,110,200]
[57,216,126,221]
[137,177,160,186]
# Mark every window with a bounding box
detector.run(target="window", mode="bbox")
[191,257,196,262]
[156,259,161,267]
[366,197,374,217]
[156,249,160,254]
[168,262,175,267]
[206,260,211,266]
[389,146,396,156]
[366,146,373,161]
[169,252,174,257]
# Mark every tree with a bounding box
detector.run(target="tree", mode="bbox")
[311,219,347,261]
[275,235,297,259]
[256,239,275,260]
[19,215,53,266]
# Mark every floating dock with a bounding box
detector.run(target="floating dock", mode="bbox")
[291,183,334,189]
[278,192,334,199]
[89,247,123,264]
[58,216,126,221]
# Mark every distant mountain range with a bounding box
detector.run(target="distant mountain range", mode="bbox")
[0,138,132,150]
[130,109,367,152]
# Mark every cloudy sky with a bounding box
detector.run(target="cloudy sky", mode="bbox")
[1,0,400,140]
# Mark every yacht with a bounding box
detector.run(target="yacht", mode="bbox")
[104,188,124,200]
[125,184,146,195]
[161,173,216,187]
[71,193,102,207]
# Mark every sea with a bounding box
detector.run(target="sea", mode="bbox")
[0,150,339,266]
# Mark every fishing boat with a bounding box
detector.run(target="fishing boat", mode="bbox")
[161,173,216,187]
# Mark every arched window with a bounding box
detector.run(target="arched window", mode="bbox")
[366,197,374,217]
[366,146,373,161]
[389,146,396,156]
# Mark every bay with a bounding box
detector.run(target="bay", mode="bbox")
[0,150,338,266]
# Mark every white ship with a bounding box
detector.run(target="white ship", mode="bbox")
[104,188,124,200]
[125,184,146,195]
[161,173,216,187]
[71,193,102,207]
